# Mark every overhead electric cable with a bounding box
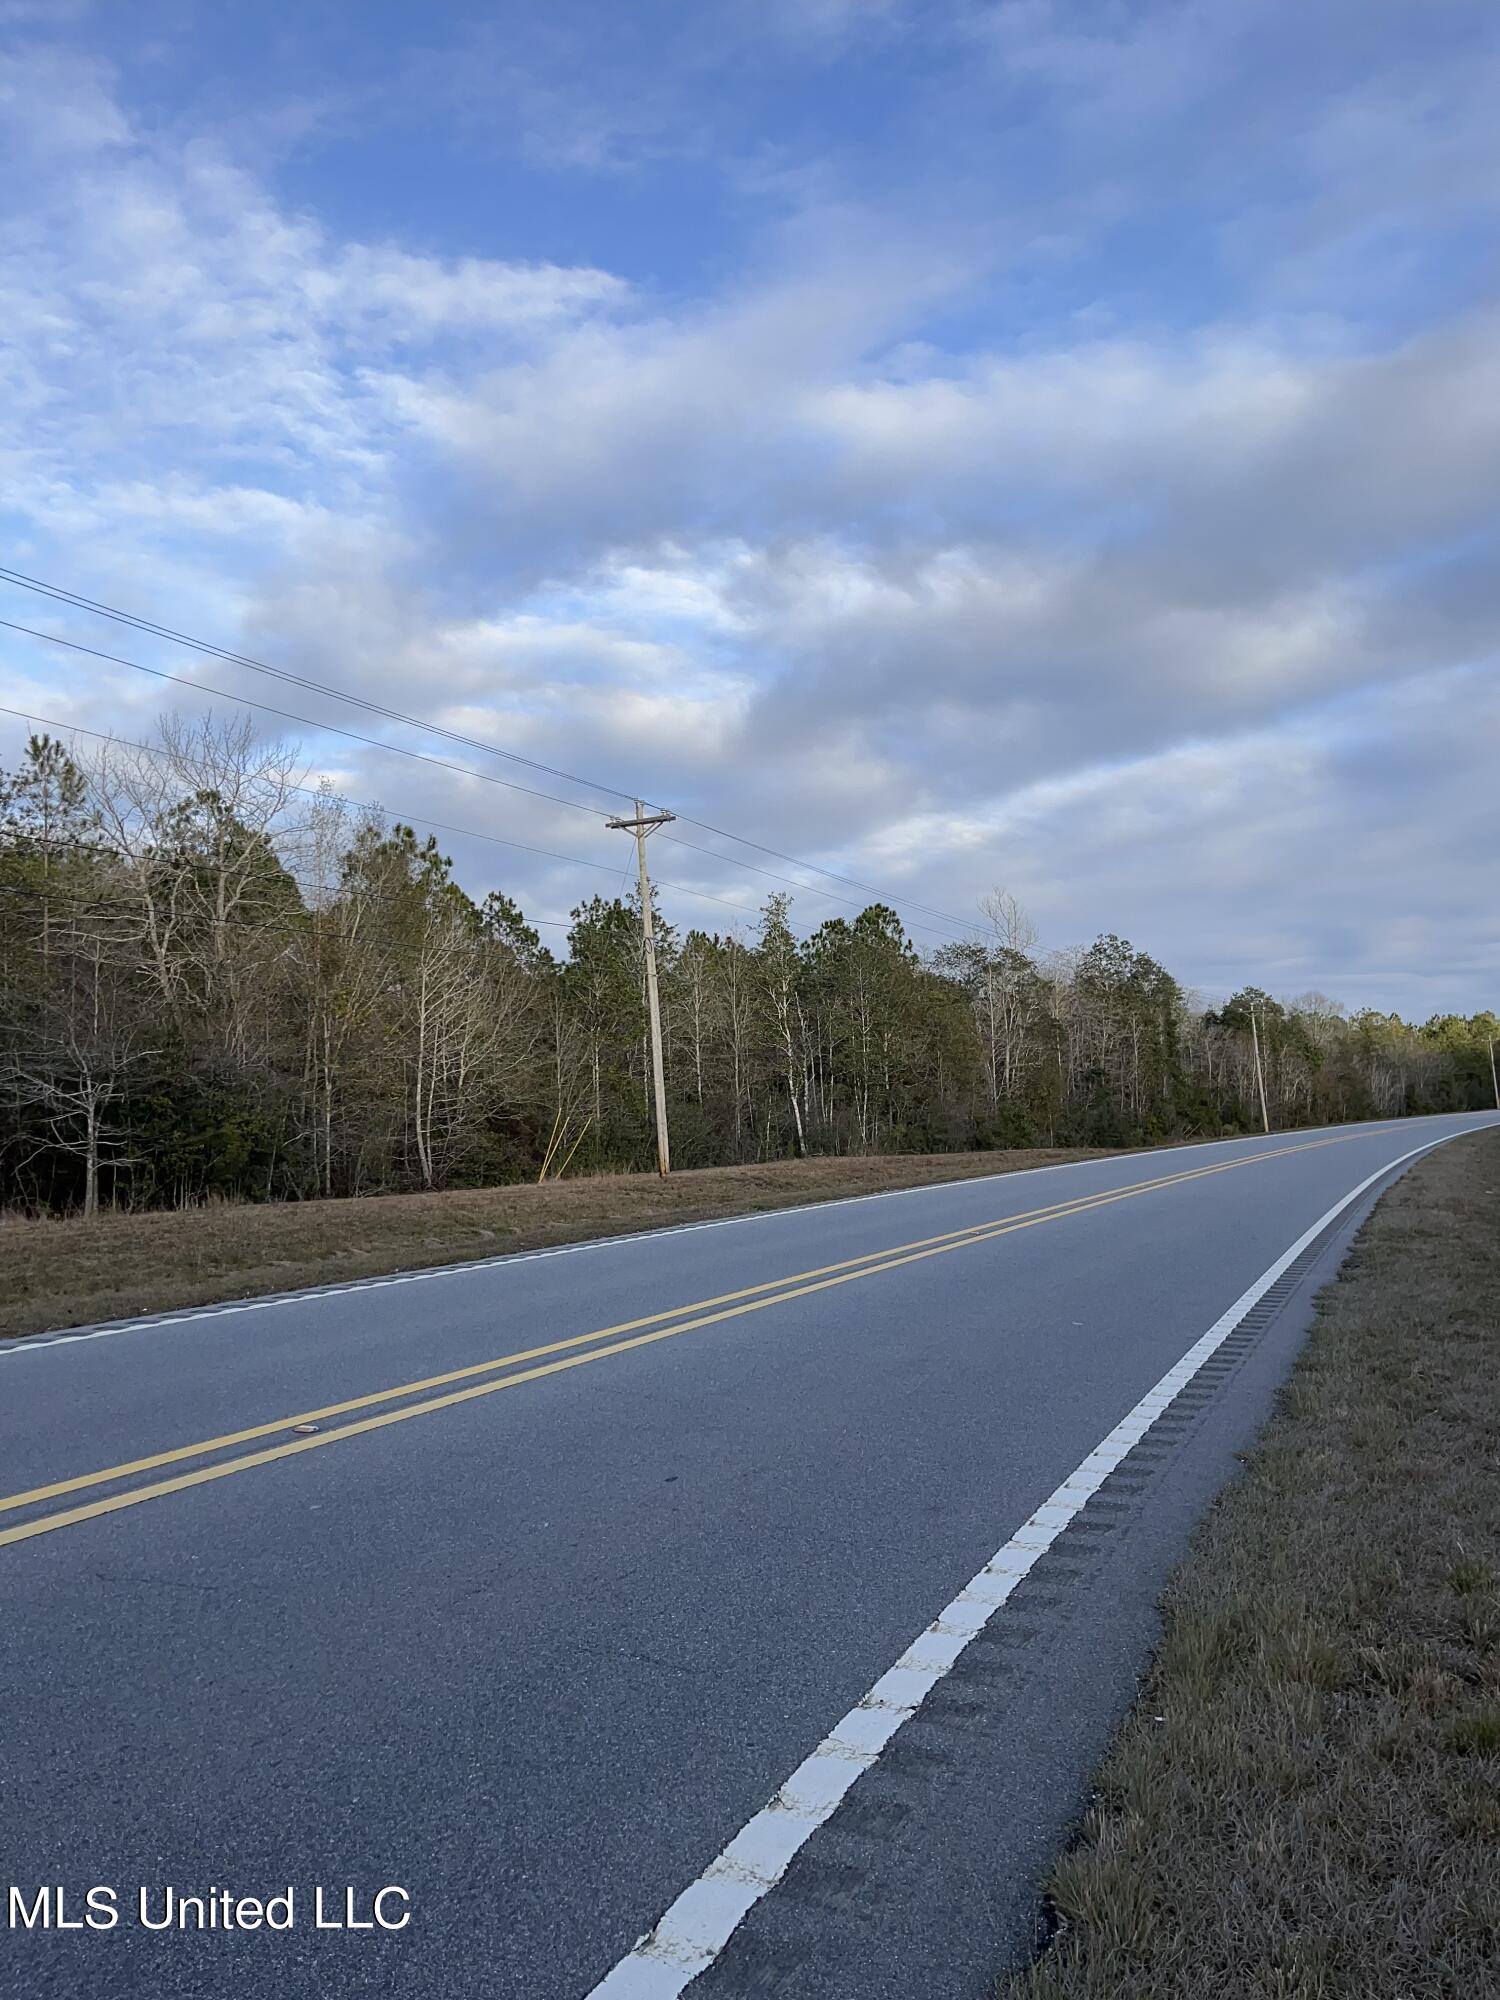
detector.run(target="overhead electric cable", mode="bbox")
[0,617,616,821]
[0,701,765,926]
[0,649,971,940]
[664,815,989,935]
[660,827,972,929]
[0,566,991,940]
[0,565,642,815]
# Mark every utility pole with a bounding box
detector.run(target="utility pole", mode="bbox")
[607,799,676,1176]
[1249,1002,1271,1135]
[1489,1038,1499,1113]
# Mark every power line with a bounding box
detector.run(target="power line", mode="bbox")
[0,565,643,816]
[0,635,977,942]
[0,617,615,824]
[0,566,991,940]
[666,819,988,934]
[660,826,969,930]
[0,701,767,929]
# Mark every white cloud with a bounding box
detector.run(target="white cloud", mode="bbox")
[1,21,1497,1010]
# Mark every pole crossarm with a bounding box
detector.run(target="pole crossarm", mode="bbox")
[605,811,676,834]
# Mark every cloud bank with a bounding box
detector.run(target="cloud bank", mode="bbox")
[1,2,1497,1010]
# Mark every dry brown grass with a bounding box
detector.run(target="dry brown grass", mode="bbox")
[1001,1127,1500,2000]
[0,1145,1122,1341]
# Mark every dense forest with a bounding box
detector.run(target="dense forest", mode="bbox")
[2,723,1495,1217]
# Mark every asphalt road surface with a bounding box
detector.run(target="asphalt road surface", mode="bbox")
[3,1113,1493,2000]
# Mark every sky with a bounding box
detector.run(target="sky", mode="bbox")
[2,0,1497,1013]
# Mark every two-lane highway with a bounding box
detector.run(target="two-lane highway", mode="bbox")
[2,1114,1491,1999]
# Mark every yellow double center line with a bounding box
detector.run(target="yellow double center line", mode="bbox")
[0,1132,1375,1549]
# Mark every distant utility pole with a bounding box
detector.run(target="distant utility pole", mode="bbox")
[1249,1002,1271,1135]
[607,799,676,1176]
[1490,1038,1499,1113]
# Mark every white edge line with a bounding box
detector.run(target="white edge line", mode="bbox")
[581,1130,1459,2000]
[0,1116,1453,1357]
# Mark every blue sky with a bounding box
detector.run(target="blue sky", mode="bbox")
[2,0,1497,1009]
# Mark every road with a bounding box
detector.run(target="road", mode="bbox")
[2,1113,1492,2000]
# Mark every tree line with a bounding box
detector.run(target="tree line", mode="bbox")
[1,724,1494,1216]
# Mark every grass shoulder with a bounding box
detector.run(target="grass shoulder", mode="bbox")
[0,1144,1134,1341]
[1000,1127,1500,2000]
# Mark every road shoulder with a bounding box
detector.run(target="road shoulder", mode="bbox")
[0,1146,1143,1342]
[999,1126,1500,2000]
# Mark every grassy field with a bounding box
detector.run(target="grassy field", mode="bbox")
[0,1144,1128,1341]
[1001,1126,1500,2000]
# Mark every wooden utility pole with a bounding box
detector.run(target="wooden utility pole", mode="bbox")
[1489,1037,1499,1113]
[1249,1002,1271,1135]
[607,800,676,1176]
